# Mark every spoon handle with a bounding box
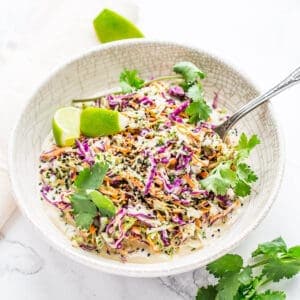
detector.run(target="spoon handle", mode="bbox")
[215,66,300,138]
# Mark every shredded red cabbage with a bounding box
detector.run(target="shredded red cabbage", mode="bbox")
[168,86,185,97]
[175,145,193,171]
[191,190,209,197]
[107,95,119,109]
[169,100,190,123]
[94,140,106,152]
[106,208,127,234]
[212,92,219,109]
[41,185,71,209]
[217,195,232,208]
[76,139,94,165]
[199,122,216,130]
[172,215,186,225]
[140,128,150,136]
[160,230,170,246]
[160,157,169,164]
[158,170,182,194]
[138,96,154,106]
[166,98,176,105]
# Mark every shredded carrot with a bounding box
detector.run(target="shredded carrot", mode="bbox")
[183,174,196,189]
[156,211,165,222]
[195,218,201,228]
[99,186,119,198]
[89,224,96,234]
[40,146,72,160]
[167,157,177,168]
[200,171,209,178]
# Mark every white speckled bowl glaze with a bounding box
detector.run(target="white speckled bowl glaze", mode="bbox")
[9,40,284,277]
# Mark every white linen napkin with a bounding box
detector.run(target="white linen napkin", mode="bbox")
[0,158,16,229]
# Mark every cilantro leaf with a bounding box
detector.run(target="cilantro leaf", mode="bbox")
[234,163,258,197]
[201,176,229,196]
[74,162,109,190]
[89,190,116,217]
[207,254,243,277]
[196,286,218,300]
[288,246,300,257]
[262,256,300,282]
[75,213,96,229]
[201,162,235,195]
[205,254,247,300]
[186,99,212,123]
[220,168,237,184]
[236,133,260,160]
[234,180,251,197]
[71,193,97,229]
[254,290,286,300]
[252,237,287,257]
[173,61,206,83]
[251,237,300,282]
[202,160,257,197]
[238,266,253,285]
[215,272,241,300]
[237,163,258,183]
[119,69,144,93]
[187,83,204,101]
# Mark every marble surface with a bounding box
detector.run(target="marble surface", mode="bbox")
[1,0,300,299]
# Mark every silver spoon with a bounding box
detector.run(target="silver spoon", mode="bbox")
[214,67,300,139]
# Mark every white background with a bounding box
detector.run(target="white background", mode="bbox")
[0,0,300,299]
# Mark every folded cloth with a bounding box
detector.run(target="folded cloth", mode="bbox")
[0,161,16,229]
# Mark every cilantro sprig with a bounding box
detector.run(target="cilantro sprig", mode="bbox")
[196,237,300,300]
[201,133,260,197]
[119,69,145,93]
[173,61,211,123]
[70,162,116,229]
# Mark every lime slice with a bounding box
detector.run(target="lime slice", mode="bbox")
[93,8,144,43]
[52,107,81,147]
[80,107,127,137]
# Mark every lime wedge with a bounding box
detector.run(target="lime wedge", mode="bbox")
[80,107,127,137]
[93,8,144,43]
[52,107,81,147]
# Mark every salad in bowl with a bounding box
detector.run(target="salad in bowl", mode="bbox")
[39,61,260,262]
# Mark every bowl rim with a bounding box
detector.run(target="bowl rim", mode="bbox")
[8,38,285,277]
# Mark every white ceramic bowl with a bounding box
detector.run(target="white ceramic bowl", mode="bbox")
[9,40,284,277]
